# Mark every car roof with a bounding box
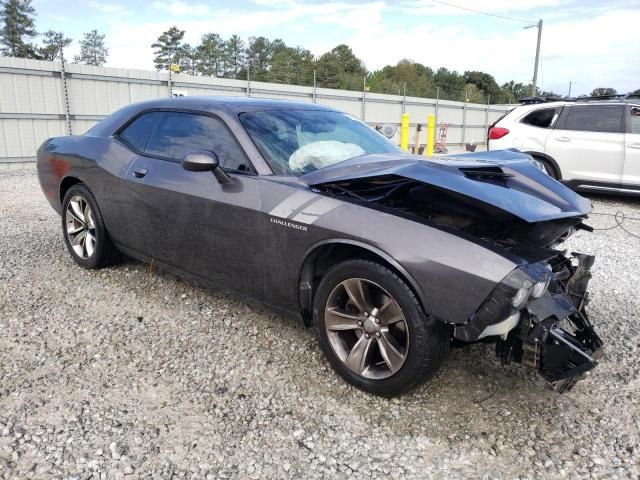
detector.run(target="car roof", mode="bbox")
[507,99,636,118]
[517,97,639,109]
[129,96,338,114]
[88,96,339,137]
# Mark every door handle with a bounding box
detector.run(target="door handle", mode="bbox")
[628,143,640,149]
[555,136,570,142]
[133,168,148,178]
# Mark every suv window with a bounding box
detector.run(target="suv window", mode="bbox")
[145,111,252,171]
[563,105,624,133]
[631,107,640,134]
[118,112,160,151]
[521,108,557,128]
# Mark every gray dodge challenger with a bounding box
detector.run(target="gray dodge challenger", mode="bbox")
[37,97,603,396]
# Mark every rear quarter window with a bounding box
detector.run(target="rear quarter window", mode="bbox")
[563,105,624,133]
[521,108,558,128]
[631,107,640,134]
[117,112,160,151]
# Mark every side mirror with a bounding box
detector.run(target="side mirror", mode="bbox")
[181,150,230,183]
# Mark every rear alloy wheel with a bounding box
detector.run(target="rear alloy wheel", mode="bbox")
[65,195,97,259]
[314,259,449,396]
[62,184,119,269]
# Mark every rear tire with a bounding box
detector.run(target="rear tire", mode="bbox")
[62,184,120,269]
[313,259,449,396]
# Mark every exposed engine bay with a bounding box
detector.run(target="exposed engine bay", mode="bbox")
[315,174,589,250]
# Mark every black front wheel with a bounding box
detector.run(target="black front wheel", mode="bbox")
[61,184,120,269]
[313,259,449,396]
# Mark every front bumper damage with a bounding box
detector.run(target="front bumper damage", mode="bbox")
[455,252,604,393]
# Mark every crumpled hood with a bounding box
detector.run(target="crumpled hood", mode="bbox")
[301,150,591,223]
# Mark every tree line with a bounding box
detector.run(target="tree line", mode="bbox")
[150,26,562,104]
[2,0,631,103]
[0,0,107,65]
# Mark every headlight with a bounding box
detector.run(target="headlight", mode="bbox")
[511,281,532,307]
[531,278,550,298]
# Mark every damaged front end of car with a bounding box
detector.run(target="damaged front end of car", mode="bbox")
[303,151,604,392]
[455,252,603,392]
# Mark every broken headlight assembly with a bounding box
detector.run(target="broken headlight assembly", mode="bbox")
[455,253,603,393]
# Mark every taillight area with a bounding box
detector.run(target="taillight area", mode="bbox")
[489,127,510,140]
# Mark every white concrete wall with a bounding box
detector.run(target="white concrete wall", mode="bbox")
[0,56,513,164]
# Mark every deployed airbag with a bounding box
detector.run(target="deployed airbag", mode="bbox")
[289,141,365,172]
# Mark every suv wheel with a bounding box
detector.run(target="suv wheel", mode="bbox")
[534,156,559,179]
[313,259,449,396]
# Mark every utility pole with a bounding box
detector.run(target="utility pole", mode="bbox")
[530,19,543,96]
[568,80,572,97]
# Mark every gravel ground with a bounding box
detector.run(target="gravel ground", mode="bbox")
[1,169,639,480]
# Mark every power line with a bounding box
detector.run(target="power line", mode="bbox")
[429,0,536,25]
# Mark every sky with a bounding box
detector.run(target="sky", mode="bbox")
[32,0,640,97]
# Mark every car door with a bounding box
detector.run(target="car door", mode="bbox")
[623,105,640,190]
[124,110,266,300]
[109,111,162,250]
[545,104,626,188]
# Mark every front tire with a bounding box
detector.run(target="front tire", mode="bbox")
[62,184,119,269]
[313,259,449,396]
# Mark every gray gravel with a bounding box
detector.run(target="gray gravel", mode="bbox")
[1,168,639,479]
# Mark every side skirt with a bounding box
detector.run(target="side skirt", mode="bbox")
[114,243,304,324]
[562,179,640,197]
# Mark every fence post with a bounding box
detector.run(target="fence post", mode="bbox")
[402,82,406,114]
[462,94,468,146]
[247,68,251,97]
[434,86,439,131]
[59,51,72,135]
[484,94,491,149]
[313,69,317,103]
[361,75,366,120]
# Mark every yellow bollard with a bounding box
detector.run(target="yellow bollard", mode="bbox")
[400,113,409,151]
[426,114,435,157]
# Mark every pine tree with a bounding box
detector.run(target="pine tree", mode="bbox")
[223,34,245,78]
[0,0,37,58]
[196,33,224,77]
[246,36,273,81]
[38,30,71,61]
[75,29,108,66]
[179,43,197,75]
[151,26,185,70]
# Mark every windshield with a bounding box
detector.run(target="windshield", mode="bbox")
[239,110,401,175]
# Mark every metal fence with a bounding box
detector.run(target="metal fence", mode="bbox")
[0,56,513,166]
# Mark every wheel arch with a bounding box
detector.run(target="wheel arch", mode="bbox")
[523,151,562,179]
[298,239,427,327]
[59,176,84,202]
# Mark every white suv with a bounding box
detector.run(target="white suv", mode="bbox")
[488,97,640,195]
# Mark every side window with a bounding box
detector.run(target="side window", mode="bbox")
[521,108,558,128]
[145,112,252,171]
[118,112,160,151]
[563,105,624,133]
[631,107,640,134]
